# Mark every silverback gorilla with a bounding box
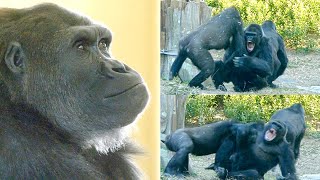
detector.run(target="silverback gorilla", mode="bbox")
[226,104,305,180]
[0,4,149,179]
[163,120,235,176]
[169,7,246,89]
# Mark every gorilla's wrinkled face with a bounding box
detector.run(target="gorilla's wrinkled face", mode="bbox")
[24,24,149,143]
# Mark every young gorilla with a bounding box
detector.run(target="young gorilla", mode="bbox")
[230,104,306,180]
[0,4,149,179]
[169,7,246,89]
[232,21,288,91]
[162,120,235,176]
[206,122,264,180]
[214,20,288,92]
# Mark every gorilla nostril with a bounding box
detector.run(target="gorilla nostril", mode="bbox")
[112,67,127,73]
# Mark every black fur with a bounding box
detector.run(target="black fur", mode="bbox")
[0,3,149,179]
[163,120,235,176]
[169,7,246,89]
[206,122,264,179]
[213,20,288,92]
[230,104,306,179]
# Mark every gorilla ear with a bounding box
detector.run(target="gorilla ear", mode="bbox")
[5,42,26,74]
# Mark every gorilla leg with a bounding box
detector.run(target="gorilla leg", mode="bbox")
[211,60,228,91]
[169,51,187,80]
[206,136,235,179]
[186,45,215,89]
[294,131,305,159]
[164,133,194,176]
[276,43,288,78]
[164,148,191,176]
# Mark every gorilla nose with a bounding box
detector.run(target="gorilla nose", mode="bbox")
[112,67,127,73]
[99,59,133,78]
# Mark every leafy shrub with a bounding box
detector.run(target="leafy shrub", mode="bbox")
[185,95,218,125]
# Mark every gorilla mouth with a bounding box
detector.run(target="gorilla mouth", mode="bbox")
[104,83,144,99]
[265,128,277,141]
[247,41,255,52]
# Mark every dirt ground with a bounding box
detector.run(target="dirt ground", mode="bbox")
[161,136,320,180]
[161,50,320,94]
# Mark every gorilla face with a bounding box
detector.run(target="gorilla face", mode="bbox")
[58,25,149,129]
[1,5,149,144]
[244,24,263,53]
[245,32,257,52]
[264,121,286,143]
[27,25,148,141]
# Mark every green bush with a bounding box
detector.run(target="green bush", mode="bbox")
[186,95,218,125]
[185,95,320,131]
[205,0,320,51]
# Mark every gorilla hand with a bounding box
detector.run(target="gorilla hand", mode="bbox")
[233,57,248,68]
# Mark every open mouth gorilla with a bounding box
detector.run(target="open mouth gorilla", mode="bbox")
[245,32,258,53]
[264,121,286,142]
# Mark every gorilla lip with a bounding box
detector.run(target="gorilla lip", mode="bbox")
[247,41,255,52]
[265,128,276,141]
[104,83,144,99]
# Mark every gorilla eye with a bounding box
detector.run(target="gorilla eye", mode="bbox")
[74,40,86,51]
[78,44,84,50]
[98,39,109,51]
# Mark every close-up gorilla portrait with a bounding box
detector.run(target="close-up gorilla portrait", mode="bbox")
[0,3,150,179]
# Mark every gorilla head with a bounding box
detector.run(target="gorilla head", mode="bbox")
[264,121,287,144]
[244,24,263,54]
[0,3,148,178]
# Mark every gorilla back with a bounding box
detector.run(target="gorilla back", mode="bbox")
[169,7,245,89]
[0,4,149,179]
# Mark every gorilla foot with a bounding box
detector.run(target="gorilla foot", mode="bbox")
[205,164,227,179]
[215,167,227,179]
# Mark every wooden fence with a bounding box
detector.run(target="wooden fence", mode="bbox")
[160,0,212,80]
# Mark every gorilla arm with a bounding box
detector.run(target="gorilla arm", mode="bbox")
[233,38,273,78]
[278,144,297,180]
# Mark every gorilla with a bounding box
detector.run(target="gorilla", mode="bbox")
[230,104,306,179]
[162,120,235,176]
[169,7,246,89]
[231,20,288,91]
[206,122,264,179]
[0,3,149,179]
[213,20,288,92]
